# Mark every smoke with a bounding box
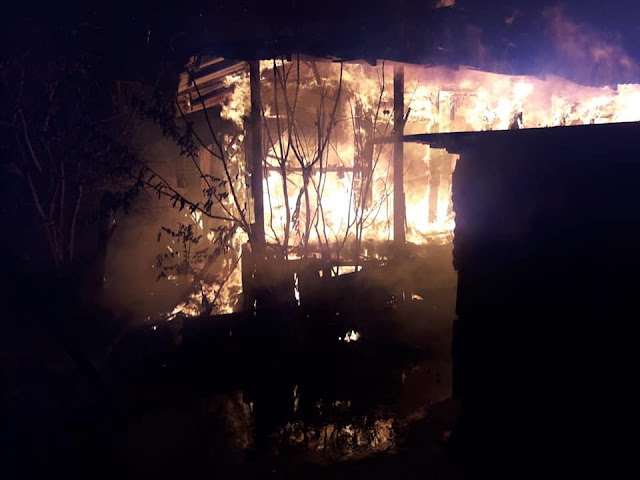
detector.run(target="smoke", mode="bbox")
[542,6,639,85]
[101,117,197,320]
[103,191,192,320]
[426,2,639,86]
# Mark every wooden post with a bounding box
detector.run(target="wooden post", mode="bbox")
[428,151,443,224]
[393,64,406,245]
[249,60,265,249]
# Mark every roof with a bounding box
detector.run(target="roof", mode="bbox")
[394,121,640,152]
[176,58,246,115]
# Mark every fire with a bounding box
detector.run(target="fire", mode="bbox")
[341,330,360,342]
[169,56,640,316]
[256,60,640,255]
[165,150,249,319]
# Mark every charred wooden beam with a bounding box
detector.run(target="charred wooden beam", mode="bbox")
[393,64,406,245]
[264,164,355,173]
[178,61,247,92]
[176,61,247,115]
[249,60,265,249]
[193,56,225,71]
[179,91,231,115]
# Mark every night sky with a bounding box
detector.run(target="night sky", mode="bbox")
[4,1,640,84]
[2,1,640,478]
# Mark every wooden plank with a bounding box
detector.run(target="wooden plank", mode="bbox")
[196,56,225,70]
[189,62,247,91]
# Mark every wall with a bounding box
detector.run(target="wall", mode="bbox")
[447,122,640,473]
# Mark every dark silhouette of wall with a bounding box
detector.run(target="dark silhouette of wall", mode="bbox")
[425,122,640,474]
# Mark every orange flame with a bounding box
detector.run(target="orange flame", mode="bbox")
[170,57,640,316]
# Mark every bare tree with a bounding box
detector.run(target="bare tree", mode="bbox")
[262,57,344,259]
[1,45,139,278]
[132,57,403,313]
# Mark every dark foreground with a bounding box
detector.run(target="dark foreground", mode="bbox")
[2,284,467,479]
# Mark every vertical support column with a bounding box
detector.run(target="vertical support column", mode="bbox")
[198,147,212,233]
[249,60,265,250]
[393,64,406,245]
[246,60,265,311]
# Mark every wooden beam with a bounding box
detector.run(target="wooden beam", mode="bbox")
[264,164,354,173]
[187,62,247,90]
[196,56,225,70]
[249,60,265,249]
[393,64,406,245]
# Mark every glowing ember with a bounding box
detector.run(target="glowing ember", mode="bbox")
[294,273,300,306]
[190,210,204,230]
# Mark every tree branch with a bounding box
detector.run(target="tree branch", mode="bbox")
[18,108,43,173]
[68,184,82,262]
[185,69,249,232]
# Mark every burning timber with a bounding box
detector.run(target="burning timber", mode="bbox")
[132,59,640,467]
[107,53,640,473]
[164,56,640,319]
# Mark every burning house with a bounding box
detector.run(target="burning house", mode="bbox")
[6,3,640,477]
[143,49,639,467]
[165,55,640,316]
[98,2,640,474]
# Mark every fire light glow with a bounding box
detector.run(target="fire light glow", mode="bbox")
[168,57,640,317]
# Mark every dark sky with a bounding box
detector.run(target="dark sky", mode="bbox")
[3,1,640,84]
